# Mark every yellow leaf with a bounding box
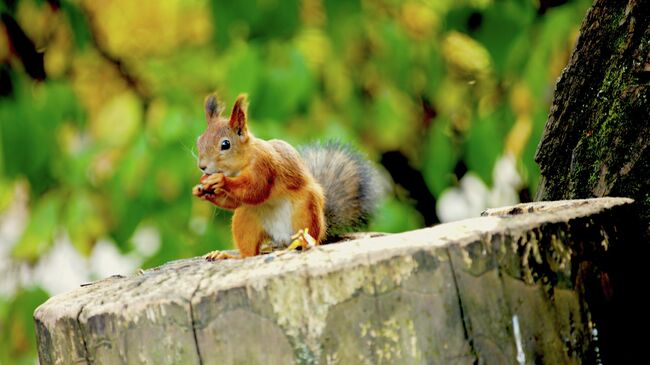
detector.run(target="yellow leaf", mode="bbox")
[505,115,533,159]
[71,50,130,118]
[400,2,439,40]
[92,92,142,147]
[295,28,331,71]
[44,19,73,78]
[442,31,491,76]
[510,82,532,115]
[82,0,212,58]
[16,0,56,48]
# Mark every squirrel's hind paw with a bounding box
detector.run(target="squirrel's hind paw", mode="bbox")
[285,229,317,252]
[205,250,239,261]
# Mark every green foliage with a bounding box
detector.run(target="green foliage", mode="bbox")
[0,0,592,362]
[11,192,62,261]
[60,0,92,50]
[465,110,507,185]
[0,288,49,365]
[0,80,83,195]
[369,197,424,233]
[423,117,458,197]
[210,0,300,49]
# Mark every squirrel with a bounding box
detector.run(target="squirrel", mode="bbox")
[192,93,383,260]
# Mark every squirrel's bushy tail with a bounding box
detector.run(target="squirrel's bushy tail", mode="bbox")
[299,141,383,236]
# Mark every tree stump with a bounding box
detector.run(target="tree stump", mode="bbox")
[34,197,638,365]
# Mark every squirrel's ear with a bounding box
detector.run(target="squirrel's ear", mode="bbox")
[229,94,249,142]
[204,94,223,121]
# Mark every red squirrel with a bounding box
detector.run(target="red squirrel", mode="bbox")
[192,94,382,260]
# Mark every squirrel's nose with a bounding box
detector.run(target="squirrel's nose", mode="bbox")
[199,163,208,172]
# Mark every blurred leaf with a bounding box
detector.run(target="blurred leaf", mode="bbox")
[369,197,423,233]
[472,1,535,76]
[0,287,48,365]
[319,119,356,145]
[107,136,151,249]
[441,31,491,77]
[254,46,314,119]
[524,6,578,99]
[12,193,63,262]
[369,88,414,150]
[0,178,15,212]
[118,136,151,196]
[323,0,362,43]
[375,21,411,90]
[0,79,83,194]
[505,116,533,159]
[399,1,440,40]
[92,92,142,148]
[54,145,95,189]
[143,49,222,101]
[61,0,91,50]
[224,42,262,101]
[294,28,331,71]
[210,0,300,49]
[147,103,190,145]
[64,191,106,256]
[321,59,353,107]
[425,46,445,97]
[423,118,459,197]
[150,146,195,203]
[465,112,504,185]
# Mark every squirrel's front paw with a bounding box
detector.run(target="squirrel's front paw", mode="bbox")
[193,183,216,198]
[192,184,206,197]
[193,173,225,197]
[203,173,225,190]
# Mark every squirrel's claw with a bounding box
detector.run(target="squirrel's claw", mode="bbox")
[193,173,225,199]
[192,184,206,197]
[205,250,239,261]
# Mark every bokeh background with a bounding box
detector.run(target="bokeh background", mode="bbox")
[1,0,591,363]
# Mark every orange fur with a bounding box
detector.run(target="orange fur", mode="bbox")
[291,190,325,242]
[232,208,267,257]
[205,190,241,210]
[195,94,326,257]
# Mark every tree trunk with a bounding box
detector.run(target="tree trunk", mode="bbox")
[535,0,649,231]
[535,0,649,362]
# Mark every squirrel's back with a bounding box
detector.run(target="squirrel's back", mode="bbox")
[299,141,383,236]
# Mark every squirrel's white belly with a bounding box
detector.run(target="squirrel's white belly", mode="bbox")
[259,198,293,245]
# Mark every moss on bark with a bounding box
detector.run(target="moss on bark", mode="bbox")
[535,0,650,233]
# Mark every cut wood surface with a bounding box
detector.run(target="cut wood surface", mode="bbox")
[34,197,635,365]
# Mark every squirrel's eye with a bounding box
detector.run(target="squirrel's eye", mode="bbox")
[220,139,231,151]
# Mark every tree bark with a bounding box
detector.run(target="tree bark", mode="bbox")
[535,0,649,232]
[34,198,637,365]
[535,0,649,362]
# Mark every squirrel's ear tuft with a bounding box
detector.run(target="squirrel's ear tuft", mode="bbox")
[229,94,249,140]
[204,94,223,121]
